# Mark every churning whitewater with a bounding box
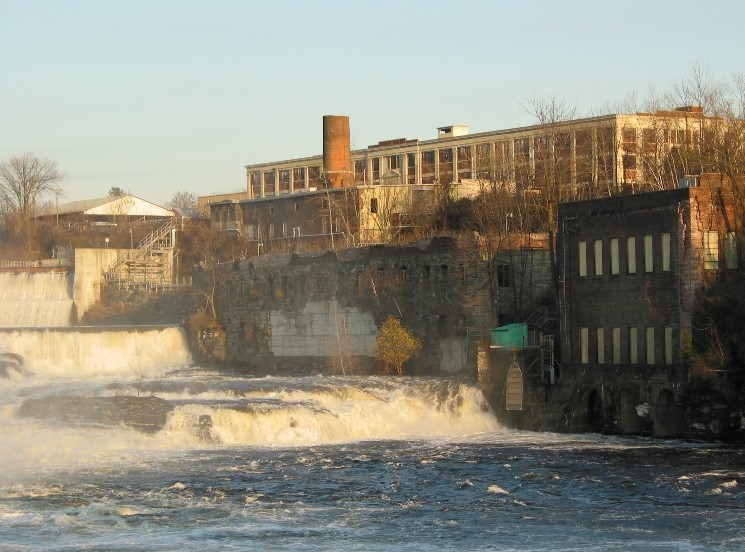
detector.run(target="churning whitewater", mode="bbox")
[0,295,743,550]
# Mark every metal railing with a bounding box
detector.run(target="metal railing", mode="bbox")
[104,218,177,283]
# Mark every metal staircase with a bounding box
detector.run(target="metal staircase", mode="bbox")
[104,219,178,289]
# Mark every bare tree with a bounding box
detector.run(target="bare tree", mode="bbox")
[168,190,198,211]
[0,152,64,228]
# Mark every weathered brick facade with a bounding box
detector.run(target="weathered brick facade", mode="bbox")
[552,181,739,437]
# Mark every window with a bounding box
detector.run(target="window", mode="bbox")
[610,238,619,275]
[406,153,416,184]
[322,219,329,234]
[279,169,291,192]
[251,173,262,197]
[627,237,637,274]
[438,315,448,338]
[268,223,274,239]
[724,232,738,269]
[622,128,636,147]
[370,197,378,214]
[629,327,638,364]
[704,231,719,270]
[646,327,655,365]
[612,327,621,364]
[579,241,588,277]
[293,167,306,189]
[661,233,671,272]
[264,171,276,195]
[354,160,366,183]
[497,263,511,287]
[594,240,603,276]
[282,222,288,237]
[580,327,589,364]
[308,165,323,187]
[387,155,400,171]
[664,326,673,365]
[596,328,605,364]
[644,235,654,272]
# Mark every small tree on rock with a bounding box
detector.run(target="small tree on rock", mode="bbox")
[376,316,421,376]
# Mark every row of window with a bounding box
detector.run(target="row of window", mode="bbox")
[579,234,671,277]
[578,231,737,276]
[579,326,673,366]
[244,219,341,240]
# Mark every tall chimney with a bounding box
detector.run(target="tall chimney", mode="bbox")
[322,115,353,188]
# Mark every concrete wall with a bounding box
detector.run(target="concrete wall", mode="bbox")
[73,248,124,320]
[269,299,377,357]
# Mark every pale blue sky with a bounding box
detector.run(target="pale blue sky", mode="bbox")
[2,0,743,206]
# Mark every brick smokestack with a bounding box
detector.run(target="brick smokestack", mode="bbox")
[322,115,354,188]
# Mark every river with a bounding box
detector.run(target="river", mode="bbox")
[0,273,743,550]
[1,363,743,550]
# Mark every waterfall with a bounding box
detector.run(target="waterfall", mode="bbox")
[0,272,74,327]
[159,377,501,446]
[0,326,192,378]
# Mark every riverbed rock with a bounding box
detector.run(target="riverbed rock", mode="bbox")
[19,395,174,433]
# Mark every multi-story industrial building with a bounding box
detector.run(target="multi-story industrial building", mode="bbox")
[555,173,739,436]
[203,108,713,251]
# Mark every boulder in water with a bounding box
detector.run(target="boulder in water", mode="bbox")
[0,352,31,379]
[19,395,174,433]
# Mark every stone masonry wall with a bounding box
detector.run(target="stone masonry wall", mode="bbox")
[195,237,553,376]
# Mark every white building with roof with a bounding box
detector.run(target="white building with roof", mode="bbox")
[38,195,174,227]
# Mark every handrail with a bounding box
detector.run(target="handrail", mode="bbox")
[104,218,177,282]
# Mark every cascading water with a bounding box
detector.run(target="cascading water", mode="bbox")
[0,271,75,327]
[0,326,192,378]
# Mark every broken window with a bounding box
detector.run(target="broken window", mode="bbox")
[354,160,366,184]
[406,153,417,184]
[251,172,262,197]
[370,197,378,214]
[263,172,276,196]
[724,232,738,269]
[497,263,511,287]
[279,169,291,193]
[293,167,306,190]
[308,166,323,188]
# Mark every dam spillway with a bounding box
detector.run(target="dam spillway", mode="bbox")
[0,270,75,327]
